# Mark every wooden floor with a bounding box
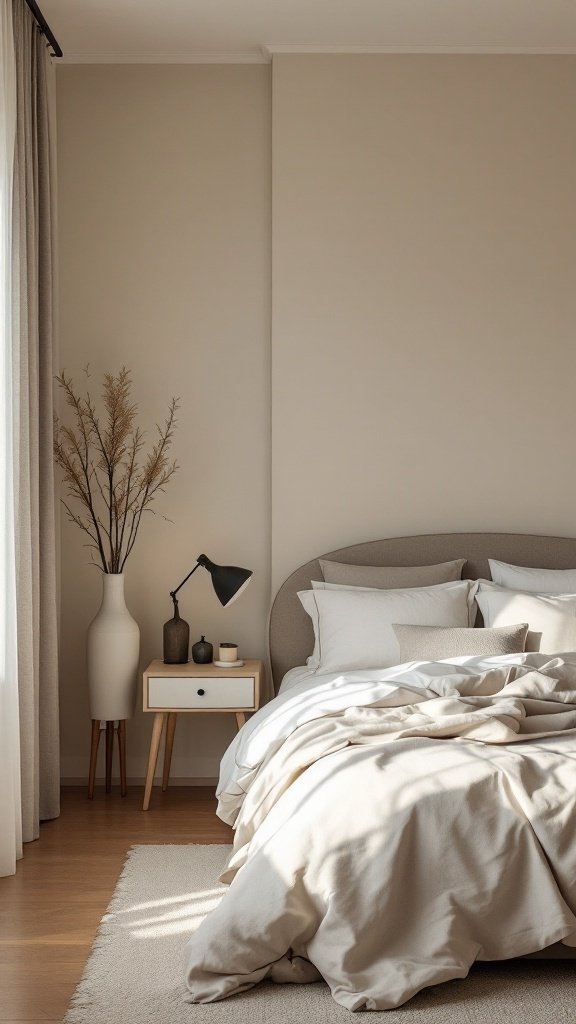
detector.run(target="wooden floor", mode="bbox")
[0,785,232,1023]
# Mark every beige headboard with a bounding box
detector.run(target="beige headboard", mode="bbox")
[269,532,576,689]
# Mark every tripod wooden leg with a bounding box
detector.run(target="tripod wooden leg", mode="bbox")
[105,721,114,793]
[162,713,177,791]
[88,719,101,799]
[117,720,127,797]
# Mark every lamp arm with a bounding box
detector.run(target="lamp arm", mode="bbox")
[170,561,202,605]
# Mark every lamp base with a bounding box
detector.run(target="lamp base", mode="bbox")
[163,614,190,664]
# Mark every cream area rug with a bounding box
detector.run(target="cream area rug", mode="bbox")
[64,845,576,1024]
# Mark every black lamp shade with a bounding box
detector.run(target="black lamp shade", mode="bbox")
[198,554,252,607]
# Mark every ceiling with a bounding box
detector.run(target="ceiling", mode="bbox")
[42,0,576,62]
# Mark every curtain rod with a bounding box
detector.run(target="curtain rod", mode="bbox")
[23,0,63,58]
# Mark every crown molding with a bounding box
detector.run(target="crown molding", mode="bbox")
[262,43,576,57]
[59,50,269,64]
[57,43,576,65]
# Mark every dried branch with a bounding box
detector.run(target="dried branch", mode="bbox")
[54,370,179,573]
[119,399,179,571]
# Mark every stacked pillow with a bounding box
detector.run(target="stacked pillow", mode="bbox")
[488,559,576,593]
[296,556,576,674]
[392,622,529,663]
[299,579,477,673]
[319,558,466,589]
[476,558,576,654]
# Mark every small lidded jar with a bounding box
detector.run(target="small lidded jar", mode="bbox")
[218,642,238,663]
[191,635,213,664]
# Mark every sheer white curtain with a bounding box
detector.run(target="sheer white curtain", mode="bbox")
[0,0,23,877]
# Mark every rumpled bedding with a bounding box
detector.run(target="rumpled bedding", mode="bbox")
[184,653,576,1011]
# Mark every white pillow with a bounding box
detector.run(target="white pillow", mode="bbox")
[305,580,377,666]
[298,580,477,673]
[489,559,576,594]
[476,579,576,653]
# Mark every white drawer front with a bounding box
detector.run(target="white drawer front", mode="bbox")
[148,676,255,710]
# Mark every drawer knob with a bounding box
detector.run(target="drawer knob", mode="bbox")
[197,688,205,696]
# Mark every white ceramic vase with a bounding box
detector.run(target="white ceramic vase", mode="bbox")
[87,573,140,721]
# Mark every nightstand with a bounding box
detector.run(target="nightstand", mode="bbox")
[141,659,263,810]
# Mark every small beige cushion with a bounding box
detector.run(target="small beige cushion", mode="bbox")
[393,623,529,662]
[319,558,466,589]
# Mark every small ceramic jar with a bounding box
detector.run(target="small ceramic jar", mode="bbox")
[218,642,238,662]
[191,635,213,664]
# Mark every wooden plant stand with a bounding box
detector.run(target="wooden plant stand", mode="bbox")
[88,719,127,798]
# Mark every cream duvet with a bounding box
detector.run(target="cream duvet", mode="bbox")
[184,653,576,1011]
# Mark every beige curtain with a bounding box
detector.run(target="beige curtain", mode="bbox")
[11,0,59,839]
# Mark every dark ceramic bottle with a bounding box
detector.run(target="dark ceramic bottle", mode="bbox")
[192,635,213,664]
[163,604,189,664]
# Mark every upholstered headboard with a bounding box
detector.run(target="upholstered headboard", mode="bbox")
[269,532,576,688]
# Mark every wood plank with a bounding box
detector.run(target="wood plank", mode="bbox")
[0,786,232,1021]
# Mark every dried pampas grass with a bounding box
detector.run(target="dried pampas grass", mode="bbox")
[54,367,179,573]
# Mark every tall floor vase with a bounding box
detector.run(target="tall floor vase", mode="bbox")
[87,573,140,722]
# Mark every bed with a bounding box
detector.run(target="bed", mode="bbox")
[185,533,576,1011]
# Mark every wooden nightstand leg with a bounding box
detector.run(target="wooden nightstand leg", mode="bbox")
[162,712,177,792]
[105,721,114,793]
[235,712,246,730]
[143,713,165,811]
[117,720,127,797]
[88,719,101,799]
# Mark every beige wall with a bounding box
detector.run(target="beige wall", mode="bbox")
[58,55,576,779]
[272,55,576,588]
[56,65,271,781]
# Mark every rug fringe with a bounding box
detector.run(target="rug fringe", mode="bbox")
[64,844,230,1023]
[65,845,140,1022]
